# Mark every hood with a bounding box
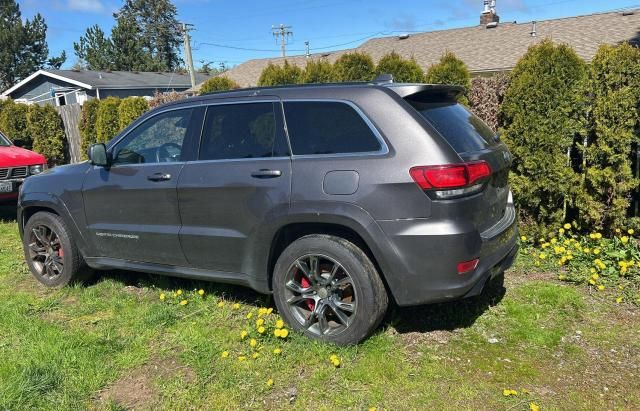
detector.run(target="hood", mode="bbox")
[0,145,46,168]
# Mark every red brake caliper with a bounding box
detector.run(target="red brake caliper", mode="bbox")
[299,274,315,311]
[58,248,64,258]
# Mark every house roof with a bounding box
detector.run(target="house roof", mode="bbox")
[2,69,211,96]
[202,9,640,90]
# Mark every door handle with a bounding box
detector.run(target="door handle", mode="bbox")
[251,169,282,179]
[147,172,172,182]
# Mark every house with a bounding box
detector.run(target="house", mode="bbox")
[1,70,211,106]
[194,6,640,91]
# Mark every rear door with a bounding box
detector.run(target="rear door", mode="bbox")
[405,97,511,232]
[177,100,291,273]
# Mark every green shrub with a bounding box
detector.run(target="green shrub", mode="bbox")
[118,96,149,130]
[302,59,334,84]
[0,99,31,147]
[501,39,588,233]
[257,61,303,86]
[28,104,66,165]
[79,99,100,160]
[198,76,240,94]
[375,52,424,83]
[96,97,121,143]
[424,51,471,103]
[578,43,640,231]
[332,52,375,82]
[468,73,510,131]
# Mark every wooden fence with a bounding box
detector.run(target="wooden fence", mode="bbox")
[55,104,82,163]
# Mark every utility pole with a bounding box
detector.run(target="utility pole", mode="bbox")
[181,22,196,88]
[272,24,293,57]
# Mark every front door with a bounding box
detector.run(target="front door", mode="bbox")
[82,106,204,265]
[178,101,291,273]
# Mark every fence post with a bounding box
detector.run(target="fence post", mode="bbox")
[55,104,82,163]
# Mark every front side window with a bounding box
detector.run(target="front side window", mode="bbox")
[199,102,288,160]
[113,108,194,165]
[283,101,382,155]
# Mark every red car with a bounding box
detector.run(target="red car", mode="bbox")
[0,131,47,202]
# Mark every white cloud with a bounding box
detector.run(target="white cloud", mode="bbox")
[67,0,105,13]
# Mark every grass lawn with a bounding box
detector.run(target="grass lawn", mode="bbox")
[0,205,638,410]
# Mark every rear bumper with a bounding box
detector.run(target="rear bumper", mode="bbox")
[374,202,518,306]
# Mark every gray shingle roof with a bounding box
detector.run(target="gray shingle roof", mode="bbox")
[50,70,211,89]
[206,9,640,89]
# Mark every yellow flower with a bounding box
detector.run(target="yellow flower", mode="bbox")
[597,285,605,291]
[330,356,341,367]
[159,293,166,301]
[256,318,265,327]
[616,228,621,233]
[267,308,274,314]
[258,307,268,316]
[240,330,248,340]
[221,351,229,358]
[566,254,573,260]
[589,233,596,239]
[616,296,624,303]
[232,303,241,310]
[266,378,274,387]
[530,402,540,411]
[619,261,627,267]
[591,273,600,280]
[589,279,596,285]
[593,248,601,255]
[584,248,590,254]
[590,268,596,273]
[502,389,518,396]
[558,228,565,235]
[176,289,183,296]
[246,312,253,319]
[274,329,282,337]
[539,253,546,260]
[279,329,289,338]
[198,289,205,296]
[273,348,282,355]
[249,338,257,347]
[275,319,284,329]
[621,236,629,244]
[252,352,259,359]
[550,238,557,244]
[595,233,602,239]
[564,223,571,230]
[558,274,567,280]
[541,243,550,249]
[621,266,628,275]
[368,408,377,411]
[520,235,527,242]
[217,301,225,308]
[238,356,246,361]
[257,326,266,334]
[179,299,188,306]
[628,229,634,235]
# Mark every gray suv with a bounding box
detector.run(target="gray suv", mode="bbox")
[18,79,518,345]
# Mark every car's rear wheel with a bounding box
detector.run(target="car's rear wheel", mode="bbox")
[23,211,90,287]
[273,234,388,345]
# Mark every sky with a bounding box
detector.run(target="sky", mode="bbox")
[18,0,640,70]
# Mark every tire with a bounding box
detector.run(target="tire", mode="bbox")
[273,234,388,345]
[22,211,91,287]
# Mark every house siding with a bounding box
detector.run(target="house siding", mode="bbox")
[8,76,84,106]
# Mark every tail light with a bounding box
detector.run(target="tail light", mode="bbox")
[457,258,479,274]
[409,161,491,199]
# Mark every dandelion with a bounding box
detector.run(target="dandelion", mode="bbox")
[256,318,265,327]
[233,303,241,310]
[616,296,624,303]
[595,232,602,239]
[591,273,600,280]
[621,236,629,244]
[198,289,205,296]
[597,285,605,291]
[266,378,274,387]
[502,389,518,396]
[246,312,253,319]
[176,289,183,296]
[589,279,596,285]
[329,355,341,367]
[267,308,274,314]
[550,238,557,244]
[593,248,601,255]
[275,319,284,329]
[628,229,634,235]
[564,223,571,230]
[249,338,257,347]
[584,248,590,254]
[221,351,229,358]
[530,403,540,411]
[539,253,546,260]
[559,228,565,235]
[257,326,266,334]
[273,348,282,355]
[258,307,268,316]
[368,408,377,411]
[238,356,246,361]
[521,235,527,242]
[217,301,225,308]
[240,330,248,340]
[279,329,289,338]
[179,299,188,306]
[252,352,260,359]
[159,293,166,301]
[558,274,567,280]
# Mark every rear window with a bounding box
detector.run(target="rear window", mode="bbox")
[283,101,381,155]
[407,100,497,153]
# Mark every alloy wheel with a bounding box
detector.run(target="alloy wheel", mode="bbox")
[28,224,64,280]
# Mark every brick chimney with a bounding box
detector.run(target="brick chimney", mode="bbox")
[480,0,500,25]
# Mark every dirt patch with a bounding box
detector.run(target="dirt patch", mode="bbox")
[95,355,195,410]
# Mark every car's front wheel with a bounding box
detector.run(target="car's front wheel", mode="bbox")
[22,211,90,287]
[273,234,388,345]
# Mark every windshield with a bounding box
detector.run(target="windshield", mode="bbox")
[406,100,498,153]
[0,132,11,147]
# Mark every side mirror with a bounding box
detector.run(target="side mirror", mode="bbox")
[13,139,25,147]
[89,143,110,167]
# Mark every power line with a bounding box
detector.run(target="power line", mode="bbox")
[272,24,294,57]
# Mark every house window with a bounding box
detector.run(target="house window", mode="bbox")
[55,92,66,106]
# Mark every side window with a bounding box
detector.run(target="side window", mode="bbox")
[283,101,381,155]
[113,108,194,165]
[199,102,288,160]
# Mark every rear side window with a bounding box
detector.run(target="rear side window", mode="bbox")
[407,100,497,153]
[199,102,289,160]
[283,101,381,155]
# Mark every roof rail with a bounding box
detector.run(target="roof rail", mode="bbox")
[373,73,394,84]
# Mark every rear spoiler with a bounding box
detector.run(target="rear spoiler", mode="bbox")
[383,84,465,102]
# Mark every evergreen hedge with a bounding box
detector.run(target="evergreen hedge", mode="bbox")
[118,96,149,130]
[96,97,121,143]
[28,104,66,165]
[469,73,510,132]
[332,52,375,82]
[0,99,31,147]
[501,39,588,232]
[375,52,424,83]
[425,51,471,89]
[580,43,640,230]
[257,61,303,86]
[198,76,240,95]
[79,99,100,160]
[302,59,334,84]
